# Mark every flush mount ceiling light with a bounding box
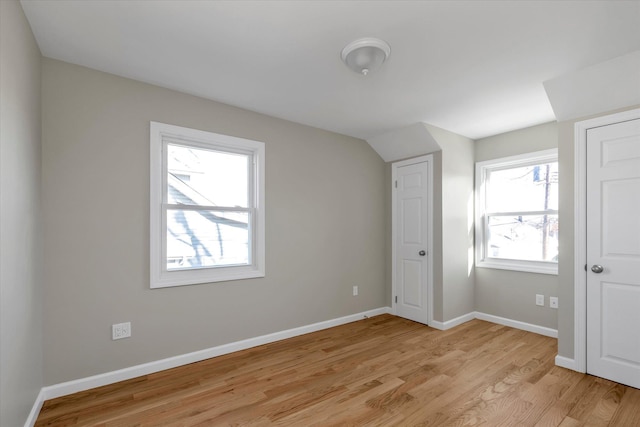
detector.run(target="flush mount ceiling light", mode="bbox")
[341,37,391,76]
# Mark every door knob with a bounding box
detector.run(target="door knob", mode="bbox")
[419,250,426,256]
[591,265,604,273]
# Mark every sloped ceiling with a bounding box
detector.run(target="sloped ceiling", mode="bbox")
[20,1,640,142]
[544,50,640,122]
[367,123,441,162]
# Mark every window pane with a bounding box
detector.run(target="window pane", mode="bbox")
[166,209,249,270]
[487,162,558,212]
[487,214,558,262]
[167,144,248,208]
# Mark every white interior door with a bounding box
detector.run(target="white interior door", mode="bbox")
[393,158,431,325]
[586,118,640,389]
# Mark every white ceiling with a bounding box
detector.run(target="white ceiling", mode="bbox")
[20,0,640,140]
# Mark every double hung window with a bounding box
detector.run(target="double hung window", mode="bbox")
[475,149,558,274]
[150,122,265,288]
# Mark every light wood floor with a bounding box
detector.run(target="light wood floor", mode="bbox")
[36,314,640,426]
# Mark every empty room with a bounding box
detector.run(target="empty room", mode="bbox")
[2,0,640,426]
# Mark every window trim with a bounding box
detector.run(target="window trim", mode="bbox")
[150,122,265,289]
[475,149,558,275]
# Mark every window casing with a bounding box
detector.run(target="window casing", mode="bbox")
[475,149,558,275]
[150,122,265,288]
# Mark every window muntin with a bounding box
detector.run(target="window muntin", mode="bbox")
[476,149,558,274]
[151,122,265,288]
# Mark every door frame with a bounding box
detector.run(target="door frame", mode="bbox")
[573,108,640,373]
[391,154,434,325]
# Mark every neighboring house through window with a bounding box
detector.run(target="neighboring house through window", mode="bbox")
[150,122,265,288]
[475,149,558,275]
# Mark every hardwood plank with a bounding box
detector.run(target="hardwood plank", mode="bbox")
[607,386,640,426]
[35,315,640,426]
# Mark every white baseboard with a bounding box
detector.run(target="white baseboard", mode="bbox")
[429,312,557,339]
[429,321,445,330]
[555,355,581,372]
[36,307,391,405]
[24,388,46,427]
[430,312,475,330]
[475,312,558,338]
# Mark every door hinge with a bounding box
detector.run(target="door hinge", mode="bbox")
[395,296,398,303]
[395,180,397,188]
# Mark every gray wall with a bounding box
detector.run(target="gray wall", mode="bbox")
[427,126,475,321]
[557,106,640,360]
[385,164,393,303]
[475,122,559,329]
[0,1,44,425]
[41,59,387,385]
[442,132,475,321]
[431,151,444,321]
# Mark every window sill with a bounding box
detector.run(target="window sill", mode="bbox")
[151,267,265,289]
[476,259,558,275]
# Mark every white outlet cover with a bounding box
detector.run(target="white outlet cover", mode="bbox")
[536,294,544,306]
[112,322,131,340]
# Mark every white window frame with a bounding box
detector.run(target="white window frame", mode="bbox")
[475,148,558,275]
[150,122,265,289]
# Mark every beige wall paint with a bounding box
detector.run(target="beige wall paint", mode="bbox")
[385,164,393,303]
[475,122,558,329]
[0,1,44,425]
[426,126,475,321]
[431,151,444,321]
[557,105,640,361]
[42,59,387,385]
[475,122,557,162]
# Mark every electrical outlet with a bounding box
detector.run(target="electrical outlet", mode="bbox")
[550,297,559,309]
[353,286,358,296]
[536,294,544,307]
[112,322,131,340]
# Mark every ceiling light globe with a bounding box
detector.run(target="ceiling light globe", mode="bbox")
[341,38,391,76]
